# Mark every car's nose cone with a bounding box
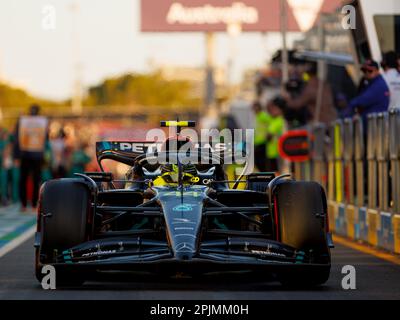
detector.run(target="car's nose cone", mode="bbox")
[156,187,207,261]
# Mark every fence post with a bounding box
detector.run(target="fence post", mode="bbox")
[326,123,336,232]
[389,109,400,254]
[376,113,390,212]
[367,113,379,246]
[367,114,378,209]
[354,116,365,208]
[376,112,393,250]
[312,123,326,189]
[343,118,354,204]
[326,123,335,202]
[353,115,368,241]
[334,120,344,204]
[334,120,347,235]
[343,118,356,238]
[389,109,400,214]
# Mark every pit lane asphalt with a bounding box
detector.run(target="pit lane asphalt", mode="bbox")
[1,236,400,300]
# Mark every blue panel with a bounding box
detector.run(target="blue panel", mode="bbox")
[336,205,347,236]
[354,210,360,240]
[378,213,394,252]
[359,207,368,242]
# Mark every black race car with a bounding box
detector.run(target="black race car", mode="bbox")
[35,121,333,287]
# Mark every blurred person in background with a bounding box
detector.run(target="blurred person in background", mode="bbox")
[381,51,400,110]
[398,53,400,72]
[50,128,68,178]
[13,104,48,211]
[0,128,14,205]
[265,97,285,172]
[283,63,337,125]
[218,101,240,135]
[69,141,91,176]
[341,71,371,120]
[8,134,20,204]
[1,131,21,205]
[347,60,390,124]
[327,65,358,119]
[282,78,311,128]
[0,128,8,204]
[256,72,272,98]
[357,72,370,94]
[253,101,269,172]
[41,139,53,182]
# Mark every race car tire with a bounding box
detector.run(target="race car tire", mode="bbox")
[273,180,330,286]
[36,178,91,286]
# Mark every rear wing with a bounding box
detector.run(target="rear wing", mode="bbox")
[96,141,162,167]
[96,141,161,156]
[160,120,196,128]
[161,120,196,134]
[96,120,196,158]
[96,140,223,162]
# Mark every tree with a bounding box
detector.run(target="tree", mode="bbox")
[84,72,200,109]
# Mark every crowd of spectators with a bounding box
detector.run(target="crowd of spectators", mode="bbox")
[0,104,92,210]
[251,51,400,172]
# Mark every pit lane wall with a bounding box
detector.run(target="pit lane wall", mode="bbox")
[292,110,400,254]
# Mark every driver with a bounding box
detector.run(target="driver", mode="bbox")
[153,163,199,187]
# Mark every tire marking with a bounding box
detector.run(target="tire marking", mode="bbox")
[0,226,36,258]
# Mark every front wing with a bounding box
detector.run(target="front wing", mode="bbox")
[36,235,330,274]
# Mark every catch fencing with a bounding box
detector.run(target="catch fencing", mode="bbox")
[293,110,400,253]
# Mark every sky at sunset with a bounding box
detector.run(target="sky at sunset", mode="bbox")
[0,0,304,100]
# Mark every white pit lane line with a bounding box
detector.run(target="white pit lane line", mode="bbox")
[0,226,36,258]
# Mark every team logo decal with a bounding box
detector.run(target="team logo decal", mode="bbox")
[173,204,195,212]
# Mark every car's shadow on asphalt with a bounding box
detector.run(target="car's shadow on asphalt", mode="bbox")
[51,271,332,292]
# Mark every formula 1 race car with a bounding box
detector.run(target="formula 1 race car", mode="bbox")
[35,121,333,287]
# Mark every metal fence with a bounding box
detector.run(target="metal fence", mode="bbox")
[293,110,400,254]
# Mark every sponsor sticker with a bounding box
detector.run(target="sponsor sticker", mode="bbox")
[173,204,195,212]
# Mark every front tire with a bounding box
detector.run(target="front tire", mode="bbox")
[273,181,331,286]
[36,178,91,287]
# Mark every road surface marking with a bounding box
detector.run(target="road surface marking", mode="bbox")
[333,235,400,266]
[0,226,36,258]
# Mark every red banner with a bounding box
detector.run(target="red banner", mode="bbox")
[140,0,342,32]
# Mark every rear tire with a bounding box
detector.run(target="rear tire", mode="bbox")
[36,179,91,287]
[274,181,330,287]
